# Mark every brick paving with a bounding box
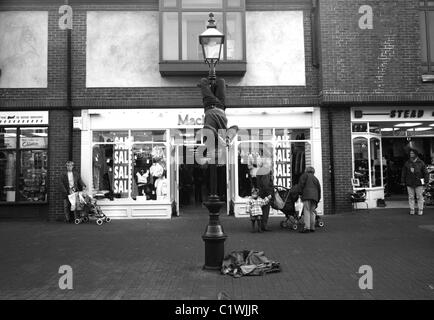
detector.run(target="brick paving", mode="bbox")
[0,208,433,300]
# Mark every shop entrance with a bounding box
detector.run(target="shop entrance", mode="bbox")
[382,137,434,200]
[177,144,227,214]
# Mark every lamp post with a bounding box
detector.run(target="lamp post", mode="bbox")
[199,13,227,270]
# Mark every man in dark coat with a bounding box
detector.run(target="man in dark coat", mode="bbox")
[60,161,86,222]
[256,156,274,231]
[401,149,429,215]
[298,166,321,233]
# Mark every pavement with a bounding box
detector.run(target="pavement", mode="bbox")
[0,207,434,300]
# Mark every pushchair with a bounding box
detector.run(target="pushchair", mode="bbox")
[271,185,324,231]
[74,193,111,226]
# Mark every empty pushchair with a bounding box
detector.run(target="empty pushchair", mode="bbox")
[271,185,324,231]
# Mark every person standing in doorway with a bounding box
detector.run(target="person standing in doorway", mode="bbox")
[60,161,86,223]
[298,166,321,233]
[401,149,429,216]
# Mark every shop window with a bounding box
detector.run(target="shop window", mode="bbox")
[19,150,47,202]
[237,128,311,198]
[352,135,383,189]
[238,142,274,198]
[0,151,16,202]
[0,127,48,203]
[370,138,382,187]
[353,137,369,188]
[132,143,168,200]
[92,130,169,202]
[420,1,434,73]
[159,0,246,76]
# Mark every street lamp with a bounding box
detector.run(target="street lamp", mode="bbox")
[199,12,227,270]
[199,12,225,86]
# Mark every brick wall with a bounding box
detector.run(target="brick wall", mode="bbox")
[319,0,434,103]
[48,109,71,221]
[320,106,353,214]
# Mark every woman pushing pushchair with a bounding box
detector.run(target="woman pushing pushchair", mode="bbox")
[272,166,324,232]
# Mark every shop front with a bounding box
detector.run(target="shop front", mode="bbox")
[80,107,323,219]
[351,107,434,208]
[0,111,49,218]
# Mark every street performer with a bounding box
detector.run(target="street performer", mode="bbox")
[199,77,238,164]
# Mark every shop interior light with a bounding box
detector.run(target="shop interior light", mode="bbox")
[380,128,395,132]
[394,122,423,127]
[414,127,433,131]
[430,123,434,127]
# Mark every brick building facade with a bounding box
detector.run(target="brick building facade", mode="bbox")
[0,0,433,220]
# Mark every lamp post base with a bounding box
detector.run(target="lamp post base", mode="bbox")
[202,194,227,270]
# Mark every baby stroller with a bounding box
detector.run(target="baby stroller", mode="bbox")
[74,193,111,226]
[271,185,324,231]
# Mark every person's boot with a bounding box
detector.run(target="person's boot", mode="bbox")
[409,209,415,215]
[417,210,423,216]
[251,220,256,233]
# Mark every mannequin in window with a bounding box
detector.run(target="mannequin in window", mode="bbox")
[136,168,149,196]
[199,77,238,164]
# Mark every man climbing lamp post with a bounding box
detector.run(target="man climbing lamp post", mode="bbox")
[199,12,228,270]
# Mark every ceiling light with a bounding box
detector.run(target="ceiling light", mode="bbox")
[394,122,422,127]
[380,128,395,132]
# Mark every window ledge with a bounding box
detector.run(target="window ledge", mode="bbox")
[421,74,434,82]
[159,61,246,76]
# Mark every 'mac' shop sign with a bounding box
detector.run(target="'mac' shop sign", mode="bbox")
[352,107,434,121]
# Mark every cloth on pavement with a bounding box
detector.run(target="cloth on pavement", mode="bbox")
[221,250,281,278]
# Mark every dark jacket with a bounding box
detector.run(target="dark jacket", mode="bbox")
[256,169,273,199]
[60,171,86,199]
[299,172,321,203]
[401,158,429,187]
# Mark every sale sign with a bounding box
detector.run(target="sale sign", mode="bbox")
[274,133,292,188]
[113,137,129,196]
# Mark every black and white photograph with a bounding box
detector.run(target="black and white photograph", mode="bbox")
[0,0,433,309]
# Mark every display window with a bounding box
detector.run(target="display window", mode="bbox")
[92,130,169,202]
[0,127,48,203]
[236,128,311,199]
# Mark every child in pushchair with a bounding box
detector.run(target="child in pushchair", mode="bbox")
[271,185,324,231]
[74,192,111,226]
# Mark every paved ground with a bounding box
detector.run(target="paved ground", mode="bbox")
[0,208,434,300]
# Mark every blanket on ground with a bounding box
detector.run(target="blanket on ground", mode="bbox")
[221,250,281,278]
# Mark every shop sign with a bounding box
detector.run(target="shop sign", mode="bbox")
[178,114,204,126]
[352,107,434,122]
[20,137,47,149]
[73,117,82,130]
[113,137,129,195]
[0,111,49,125]
[273,134,292,188]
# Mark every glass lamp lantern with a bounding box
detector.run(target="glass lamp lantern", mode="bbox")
[199,13,225,69]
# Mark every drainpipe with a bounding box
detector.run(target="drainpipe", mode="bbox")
[328,108,336,213]
[65,0,73,161]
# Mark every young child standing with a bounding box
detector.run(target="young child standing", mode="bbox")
[246,188,272,233]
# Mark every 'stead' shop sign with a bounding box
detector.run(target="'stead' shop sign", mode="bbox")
[274,134,291,188]
[113,137,129,196]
